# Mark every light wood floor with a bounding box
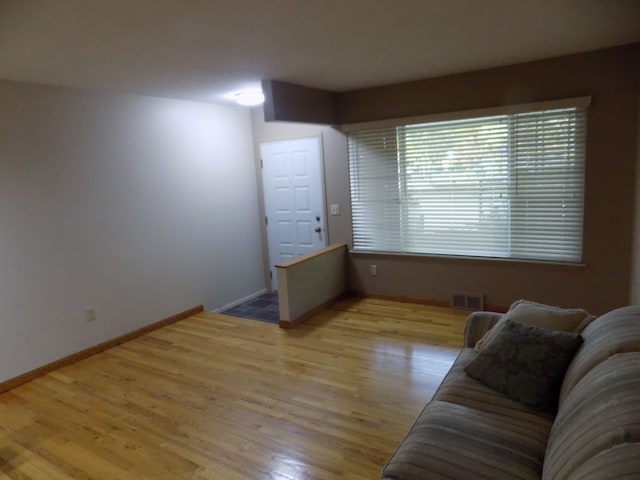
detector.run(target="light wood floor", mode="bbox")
[0,297,467,479]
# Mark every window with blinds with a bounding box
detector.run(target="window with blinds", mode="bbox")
[347,105,587,262]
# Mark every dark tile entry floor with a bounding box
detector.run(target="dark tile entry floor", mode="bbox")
[221,292,280,324]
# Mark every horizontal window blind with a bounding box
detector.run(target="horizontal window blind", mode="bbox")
[348,106,586,262]
[348,127,401,251]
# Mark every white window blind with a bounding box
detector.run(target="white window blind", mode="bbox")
[348,105,586,262]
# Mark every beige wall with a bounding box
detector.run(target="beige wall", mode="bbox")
[339,45,640,314]
[0,80,265,382]
[259,44,640,314]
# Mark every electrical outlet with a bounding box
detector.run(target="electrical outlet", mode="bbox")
[370,264,378,276]
[85,307,96,322]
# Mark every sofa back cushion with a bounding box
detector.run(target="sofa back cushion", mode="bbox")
[542,352,640,480]
[558,306,640,407]
[562,443,640,480]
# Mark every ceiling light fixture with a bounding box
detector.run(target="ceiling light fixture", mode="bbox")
[234,90,265,106]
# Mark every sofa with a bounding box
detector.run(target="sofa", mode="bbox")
[381,302,640,480]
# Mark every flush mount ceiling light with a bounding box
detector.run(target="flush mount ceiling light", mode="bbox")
[233,89,265,106]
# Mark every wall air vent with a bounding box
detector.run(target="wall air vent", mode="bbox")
[450,292,485,311]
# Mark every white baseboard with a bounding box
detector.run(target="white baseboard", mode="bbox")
[212,289,270,313]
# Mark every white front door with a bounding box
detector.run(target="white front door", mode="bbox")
[260,137,326,290]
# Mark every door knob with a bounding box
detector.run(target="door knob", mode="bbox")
[315,227,321,233]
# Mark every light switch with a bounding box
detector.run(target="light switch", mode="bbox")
[330,204,340,216]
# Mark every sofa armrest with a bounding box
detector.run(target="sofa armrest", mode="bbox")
[463,311,504,348]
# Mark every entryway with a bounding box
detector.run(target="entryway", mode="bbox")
[221,292,279,323]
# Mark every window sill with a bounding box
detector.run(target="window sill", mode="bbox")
[349,249,588,268]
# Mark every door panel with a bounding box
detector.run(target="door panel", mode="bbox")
[297,221,313,246]
[294,186,311,212]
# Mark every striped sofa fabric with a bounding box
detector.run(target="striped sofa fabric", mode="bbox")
[381,306,640,480]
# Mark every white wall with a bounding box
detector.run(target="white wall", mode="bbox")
[0,80,265,382]
[277,244,348,324]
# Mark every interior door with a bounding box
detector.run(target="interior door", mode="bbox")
[260,137,326,290]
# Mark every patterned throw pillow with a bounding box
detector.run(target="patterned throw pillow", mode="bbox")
[474,299,594,352]
[465,319,583,410]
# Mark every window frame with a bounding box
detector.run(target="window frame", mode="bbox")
[344,97,590,265]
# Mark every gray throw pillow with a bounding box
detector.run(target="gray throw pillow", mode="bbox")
[465,319,583,410]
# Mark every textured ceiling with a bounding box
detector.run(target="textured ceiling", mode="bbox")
[1,0,639,104]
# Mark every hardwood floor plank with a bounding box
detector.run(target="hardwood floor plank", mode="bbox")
[0,297,467,479]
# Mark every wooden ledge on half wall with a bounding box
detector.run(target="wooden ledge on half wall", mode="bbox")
[276,243,348,328]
